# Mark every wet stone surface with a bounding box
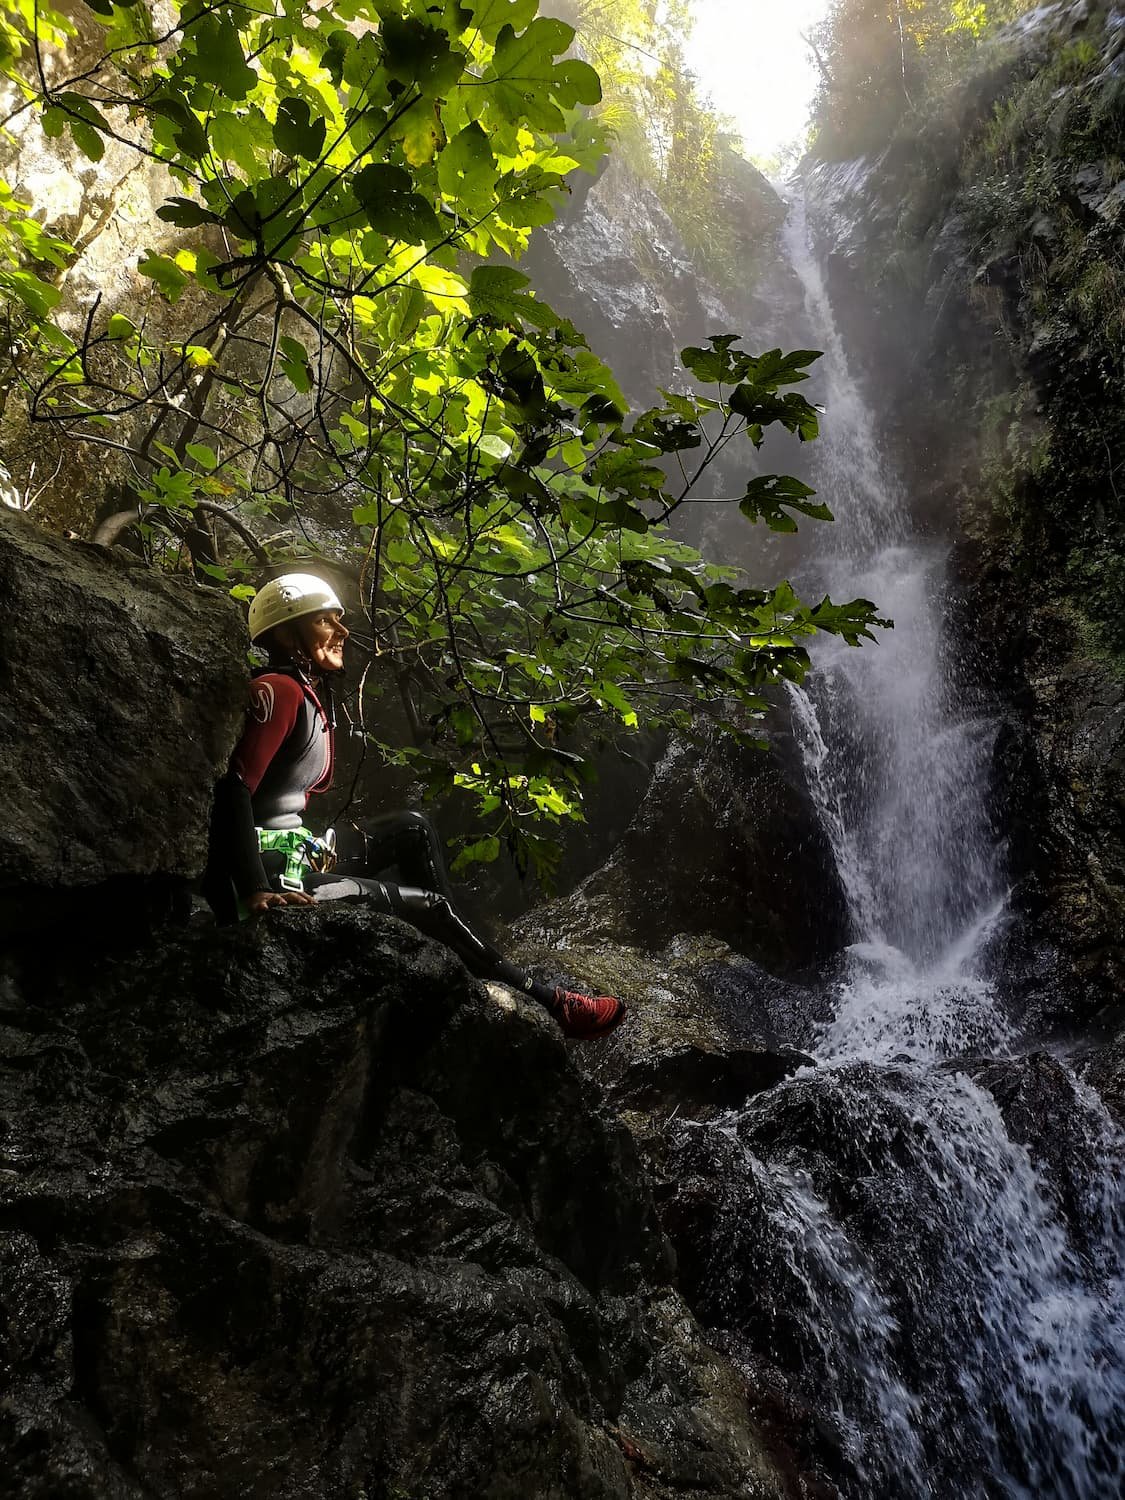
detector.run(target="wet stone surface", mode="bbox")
[0,902,796,1500]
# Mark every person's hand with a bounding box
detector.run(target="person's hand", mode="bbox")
[245,888,316,915]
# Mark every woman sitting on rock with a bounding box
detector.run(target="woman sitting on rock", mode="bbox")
[204,572,626,1040]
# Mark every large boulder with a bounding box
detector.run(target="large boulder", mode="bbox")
[513,729,849,975]
[0,901,793,1500]
[0,510,245,917]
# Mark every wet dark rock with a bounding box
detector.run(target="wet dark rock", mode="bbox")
[1081,1006,1125,1127]
[612,1043,806,1120]
[523,155,789,412]
[0,902,794,1500]
[501,924,840,1489]
[969,1050,1120,1270]
[514,731,850,975]
[508,924,819,1108]
[0,508,245,932]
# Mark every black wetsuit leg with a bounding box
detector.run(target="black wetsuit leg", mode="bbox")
[302,871,548,1001]
[349,810,456,899]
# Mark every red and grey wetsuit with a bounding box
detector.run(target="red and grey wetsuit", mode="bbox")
[204,667,334,919]
[236,669,335,825]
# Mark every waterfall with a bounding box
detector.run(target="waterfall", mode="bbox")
[699,192,1125,1498]
[784,194,1002,978]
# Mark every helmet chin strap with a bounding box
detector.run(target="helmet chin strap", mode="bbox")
[288,648,339,731]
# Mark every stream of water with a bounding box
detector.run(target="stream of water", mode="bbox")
[716,195,1125,1498]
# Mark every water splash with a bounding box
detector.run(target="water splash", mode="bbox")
[734,1066,1125,1500]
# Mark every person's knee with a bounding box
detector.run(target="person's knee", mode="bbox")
[399,810,439,843]
[392,885,447,920]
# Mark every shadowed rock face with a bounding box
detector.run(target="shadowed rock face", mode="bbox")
[521,154,791,416]
[514,730,850,977]
[0,904,794,1500]
[0,508,245,929]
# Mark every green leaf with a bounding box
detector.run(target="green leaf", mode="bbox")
[468,264,564,331]
[438,123,497,210]
[278,334,313,393]
[273,98,327,161]
[147,92,208,158]
[394,101,445,167]
[450,834,501,873]
[156,195,221,229]
[69,120,102,159]
[730,386,821,442]
[465,0,539,44]
[380,17,463,95]
[189,16,257,101]
[596,679,638,728]
[185,442,218,469]
[681,335,752,384]
[742,347,822,392]
[0,271,62,319]
[107,313,136,340]
[138,252,190,303]
[810,596,888,647]
[55,92,110,160]
[739,474,833,533]
[631,410,702,452]
[352,164,441,243]
[486,18,597,131]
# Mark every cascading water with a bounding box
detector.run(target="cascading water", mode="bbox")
[690,194,1125,1498]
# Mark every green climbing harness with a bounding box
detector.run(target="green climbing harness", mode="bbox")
[257,827,337,890]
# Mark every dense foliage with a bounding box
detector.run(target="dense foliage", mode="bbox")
[0,0,880,877]
[809,0,1038,157]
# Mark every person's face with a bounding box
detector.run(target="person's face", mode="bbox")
[296,609,349,673]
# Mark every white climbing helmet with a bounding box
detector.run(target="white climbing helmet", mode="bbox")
[247,573,345,641]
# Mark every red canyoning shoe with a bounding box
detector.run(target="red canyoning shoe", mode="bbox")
[549,987,627,1040]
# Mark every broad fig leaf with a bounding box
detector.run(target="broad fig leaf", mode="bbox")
[438,123,497,209]
[739,474,833,532]
[147,92,208,158]
[157,195,221,228]
[394,100,445,167]
[380,17,462,95]
[468,265,565,332]
[465,0,538,43]
[486,18,593,130]
[681,335,753,384]
[138,252,190,303]
[742,348,822,391]
[273,98,327,161]
[730,386,821,441]
[189,16,257,101]
[353,164,441,243]
[631,410,702,452]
